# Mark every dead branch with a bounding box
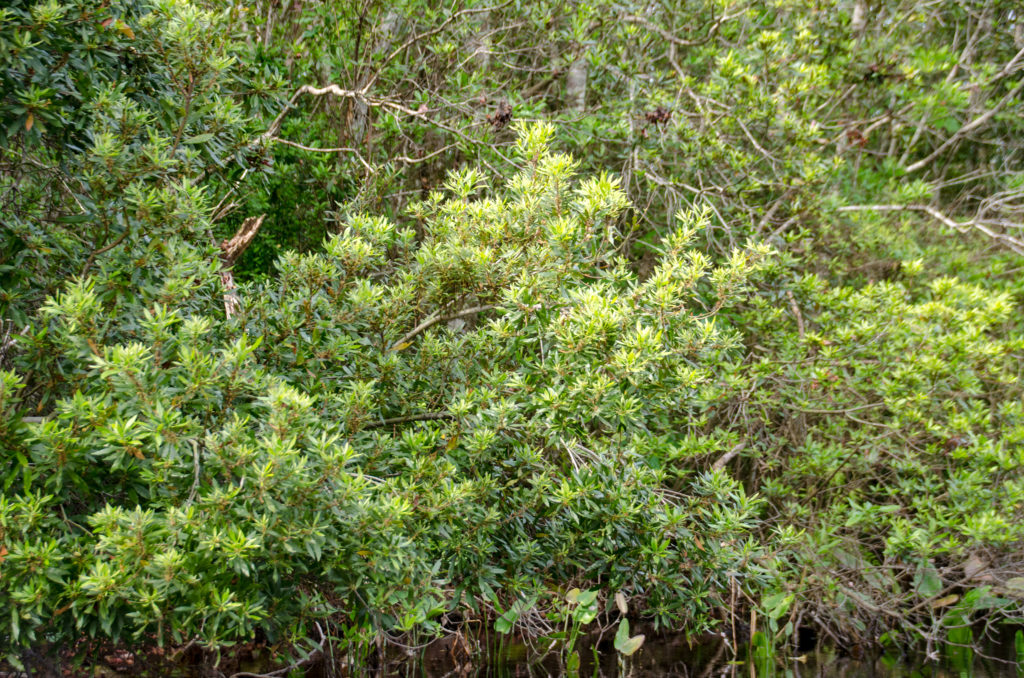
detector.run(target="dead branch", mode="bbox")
[272,137,374,172]
[363,412,454,429]
[712,442,746,471]
[905,77,1024,174]
[262,85,514,167]
[838,203,1024,255]
[390,304,495,351]
[262,84,363,142]
[619,7,743,48]
[363,1,513,93]
[0,319,14,369]
[220,214,266,318]
[786,290,805,340]
[220,214,266,267]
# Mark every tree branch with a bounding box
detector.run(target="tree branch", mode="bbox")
[362,1,514,93]
[81,225,131,277]
[363,412,454,429]
[272,137,373,172]
[905,77,1024,174]
[390,304,495,351]
[837,204,1024,255]
[786,290,805,340]
[262,84,364,141]
[619,7,741,47]
[220,214,266,318]
[712,442,746,471]
[220,214,266,267]
[262,86,514,167]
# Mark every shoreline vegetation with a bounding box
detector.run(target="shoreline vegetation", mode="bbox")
[2,0,1023,675]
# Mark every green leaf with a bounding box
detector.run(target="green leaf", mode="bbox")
[566,651,580,674]
[478,580,499,606]
[183,133,214,144]
[614,618,630,649]
[762,592,793,620]
[618,635,645,656]
[613,618,645,655]
[56,213,93,224]
[494,608,517,634]
[914,560,943,597]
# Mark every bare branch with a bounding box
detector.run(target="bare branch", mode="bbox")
[81,225,131,277]
[219,214,266,318]
[262,84,364,141]
[392,142,461,165]
[262,85,515,168]
[905,77,1024,174]
[220,214,266,267]
[363,412,454,429]
[788,402,885,415]
[0,319,14,369]
[619,7,742,47]
[185,440,201,507]
[786,290,805,340]
[391,304,496,351]
[712,442,746,471]
[837,204,1024,255]
[363,1,514,93]
[272,137,374,172]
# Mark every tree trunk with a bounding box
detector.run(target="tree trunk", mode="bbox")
[851,0,866,35]
[566,54,588,112]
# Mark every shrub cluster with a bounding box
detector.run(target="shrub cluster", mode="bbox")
[2,0,1023,670]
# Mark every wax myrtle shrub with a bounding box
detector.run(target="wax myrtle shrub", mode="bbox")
[1,122,772,661]
[714,257,1024,647]
[1,243,445,656]
[237,122,773,632]
[0,0,274,329]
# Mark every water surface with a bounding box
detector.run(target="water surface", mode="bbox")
[400,629,1023,678]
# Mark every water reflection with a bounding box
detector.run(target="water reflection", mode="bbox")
[393,628,1023,678]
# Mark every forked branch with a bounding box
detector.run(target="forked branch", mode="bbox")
[219,214,266,318]
[838,204,1024,255]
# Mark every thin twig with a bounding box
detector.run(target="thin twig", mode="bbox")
[362,1,514,92]
[711,442,746,471]
[905,77,1024,174]
[230,626,324,678]
[838,203,1024,254]
[362,412,453,429]
[272,138,373,172]
[789,402,884,415]
[185,440,201,507]
[390,304,495,351]
[261,84,362,142]
[619,7,741,47]
[786,289,805,339]
[81,226,131,276]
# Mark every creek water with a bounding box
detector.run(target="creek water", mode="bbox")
[395,629,1024,678]
[35,626,1023,676]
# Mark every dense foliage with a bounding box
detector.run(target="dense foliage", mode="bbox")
[1,0,1023,672]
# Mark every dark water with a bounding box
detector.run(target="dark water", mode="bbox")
[399,629,1023,678]
[35,627,1022,676]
